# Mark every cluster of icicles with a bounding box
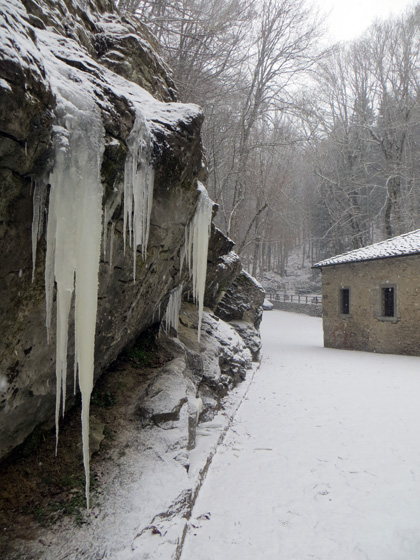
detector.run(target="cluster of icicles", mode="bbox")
[164,187,213,339]
[31,75,211,509]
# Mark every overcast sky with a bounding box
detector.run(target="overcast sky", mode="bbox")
[315,0,417,42]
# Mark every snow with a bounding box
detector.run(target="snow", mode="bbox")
[241,269,263,290]
[0,77,11,91]
[181,311,420,559]
[180,185,213,341]
[5,311,257,560]
[6,311,420,558]
[107,69,200,140]
[262,298,273,310]
[0,0,45,78]
[314,229,420,268]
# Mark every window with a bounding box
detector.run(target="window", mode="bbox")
[340,288,350,315]
[382,287,395,317]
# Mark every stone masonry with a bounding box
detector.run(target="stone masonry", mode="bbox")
[320,255,420,356]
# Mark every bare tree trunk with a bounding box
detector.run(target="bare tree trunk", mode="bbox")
[384,175,402,237]
[252,237,260,278]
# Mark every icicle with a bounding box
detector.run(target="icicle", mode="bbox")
[164,283,183,335]
[103,195,120,264]
[123,111,154,281]
[180,185,213,341]
[40,48,104,507]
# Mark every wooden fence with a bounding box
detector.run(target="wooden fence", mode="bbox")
[267,292,322,306]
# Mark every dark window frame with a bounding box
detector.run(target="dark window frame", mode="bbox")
[340,287,350,315]
[382,286,395,317]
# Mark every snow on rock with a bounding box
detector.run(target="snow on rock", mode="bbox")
[178,303,253,406]
[137,357,192,427]
[204,226,242,309]
[228,320,262,361]
[0,77,11,92]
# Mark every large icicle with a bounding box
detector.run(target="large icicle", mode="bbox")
[123,111,154,280]
[39,33,105,508]
[164,283,183,335]
[181,185,213,341]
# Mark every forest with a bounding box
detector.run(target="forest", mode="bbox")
[117,0,420,279]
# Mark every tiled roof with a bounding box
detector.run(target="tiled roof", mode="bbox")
[313,229,420,268]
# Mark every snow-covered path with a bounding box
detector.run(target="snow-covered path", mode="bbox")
[181,311,420,560]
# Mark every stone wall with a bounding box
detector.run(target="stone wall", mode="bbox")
[321,255,420,355]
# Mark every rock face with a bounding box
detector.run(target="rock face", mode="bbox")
[215,270,265,359]
[0,0,263,461]
[216,270,265,328]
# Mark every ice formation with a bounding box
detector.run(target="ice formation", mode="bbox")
[24,3,204,510]
[181,186,213,341]
[164,283,183,335]
[32,32,158,506]
[123,112,155,280]
[37,31,105,508]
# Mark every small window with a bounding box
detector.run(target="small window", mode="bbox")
[341,288,350,315]
[382,287,395,317]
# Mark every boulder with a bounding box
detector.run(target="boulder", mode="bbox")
[205,226,242,309]
[216,270,265,326]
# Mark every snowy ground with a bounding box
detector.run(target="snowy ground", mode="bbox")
[180,311,420,560]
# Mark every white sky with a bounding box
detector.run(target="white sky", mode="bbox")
[315,0,418,42]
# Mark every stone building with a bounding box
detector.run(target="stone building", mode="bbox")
[312,230,420,356]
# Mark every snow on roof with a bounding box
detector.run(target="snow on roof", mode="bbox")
[313,229,420,268]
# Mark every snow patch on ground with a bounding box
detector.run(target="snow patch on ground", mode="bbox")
[180,311,420,560]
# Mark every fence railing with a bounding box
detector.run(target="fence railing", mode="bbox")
[268,292,322,305]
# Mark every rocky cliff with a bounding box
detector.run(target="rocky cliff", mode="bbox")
[0,0,263,469]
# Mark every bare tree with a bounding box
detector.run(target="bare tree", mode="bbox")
[361,16,420,236]
[307,8,420,261]
[222,0,323,243]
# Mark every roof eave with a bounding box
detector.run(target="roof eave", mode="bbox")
[312,250,420,269]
